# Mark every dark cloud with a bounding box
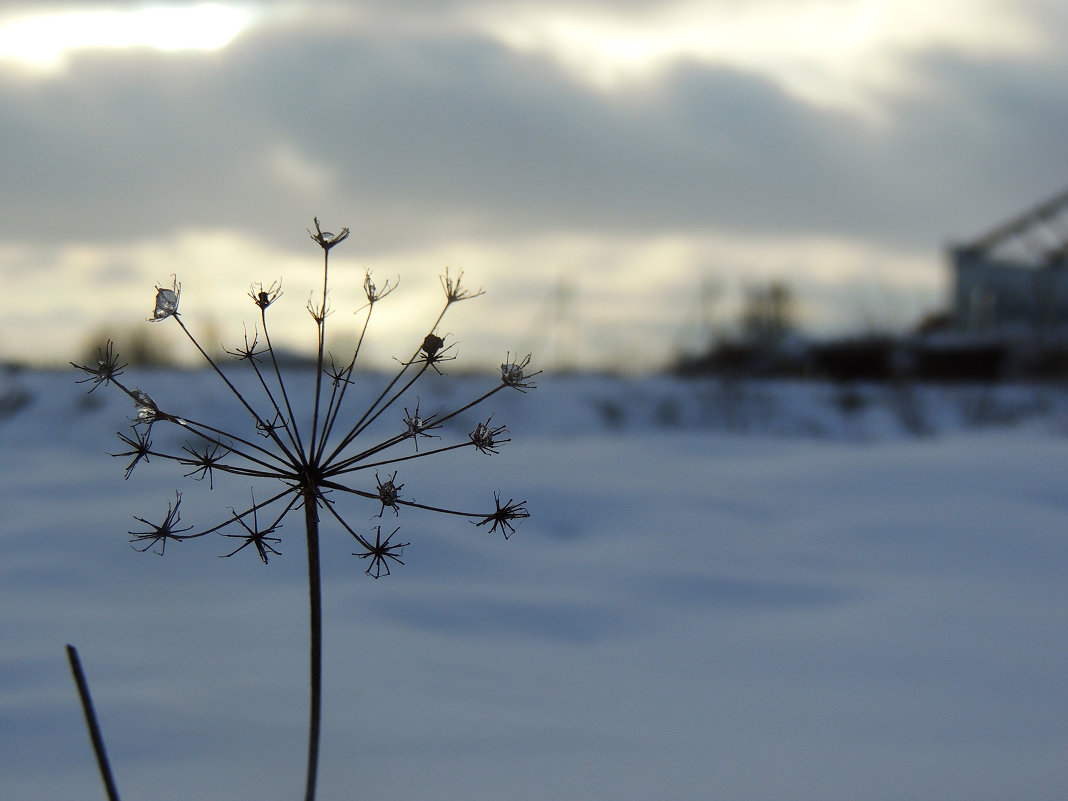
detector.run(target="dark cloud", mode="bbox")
[1,1,1067,257]
[890,48,1068,242]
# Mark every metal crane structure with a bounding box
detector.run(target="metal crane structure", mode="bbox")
[950,187,1068,334]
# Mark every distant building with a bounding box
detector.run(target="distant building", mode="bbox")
[950,188,1068,335]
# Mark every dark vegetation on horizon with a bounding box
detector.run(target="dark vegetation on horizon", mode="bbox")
[673,281,1068,383]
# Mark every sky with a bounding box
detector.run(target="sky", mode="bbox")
[2,0,1068,370]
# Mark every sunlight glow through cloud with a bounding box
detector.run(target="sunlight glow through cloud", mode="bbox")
[475,0,1040,118]
[0,229,941,370]
[0,3,261,71]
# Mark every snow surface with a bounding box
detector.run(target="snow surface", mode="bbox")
[2,368,1067,800]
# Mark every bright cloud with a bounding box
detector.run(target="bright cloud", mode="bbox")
[0,3,262,71]
[473,0,1041,118]
[0,228,942,370]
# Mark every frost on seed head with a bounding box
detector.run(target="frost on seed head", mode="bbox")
[500,352,540,391]
[150,276,181,321]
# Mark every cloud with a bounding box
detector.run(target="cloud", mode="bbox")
[1,1,1067,366]
[0,3,259,70]
[3,7,1063,250]
[470,0,1041,115]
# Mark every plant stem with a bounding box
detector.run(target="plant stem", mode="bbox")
[66,645,121,801]
[303,495,323,801]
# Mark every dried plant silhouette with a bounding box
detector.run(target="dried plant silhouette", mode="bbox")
[70,218,537,801]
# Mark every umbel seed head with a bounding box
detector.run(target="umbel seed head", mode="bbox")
[76,217,535,580]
